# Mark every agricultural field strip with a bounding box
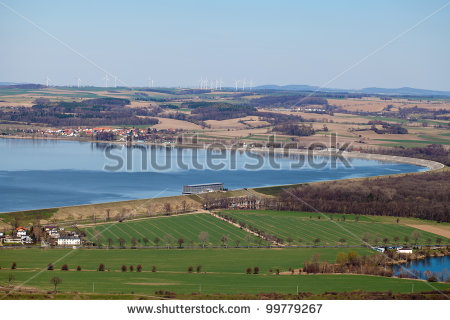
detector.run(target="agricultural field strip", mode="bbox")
[81,213,257,246]
[224,212,441,245]
[228,213,342,244]
[230,213,331,243]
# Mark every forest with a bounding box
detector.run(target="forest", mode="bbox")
[250,95,329,108]
[269,170,450,222]
[0,98,159,126]
[359,144,450,166]
[272,123,316,136]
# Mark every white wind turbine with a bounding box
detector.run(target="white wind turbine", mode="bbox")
[234,80,240,91]
[219,78,223,90]
[103,74,109,87]
[199,76,203,89]
[242,79,246,91]
[77,77,81,88]
[114,76,118,88]
[46,75,51,87]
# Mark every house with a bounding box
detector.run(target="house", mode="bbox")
[397,247,413,254]
[57,236,81,246]
[16,227,27,237]
[3,238,22,244]
[21,236,33,244]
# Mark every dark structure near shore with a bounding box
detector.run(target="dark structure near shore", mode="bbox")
[182,183,224,194]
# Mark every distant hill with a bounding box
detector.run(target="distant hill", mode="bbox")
[0,82,21,86]
[359,87,450,96]
[254,84,450,97]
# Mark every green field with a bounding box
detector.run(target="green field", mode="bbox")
[80,213,260,247]
[219,210,445,246]
[2,247,449,295]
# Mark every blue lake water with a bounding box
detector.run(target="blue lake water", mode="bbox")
[394,256,450,281]
[0,138,427,212]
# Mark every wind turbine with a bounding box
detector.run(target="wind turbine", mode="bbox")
[103,74,109,87]
[46,75,51,87]
[77,77,81,88]
[219,78,223,91]
[234,80,239,91]
[199,76,203,89]
[242,79,246,91]
[114,76,118,88]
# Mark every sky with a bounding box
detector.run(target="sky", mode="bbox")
[0,0,449,90]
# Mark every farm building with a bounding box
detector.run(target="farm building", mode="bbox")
[182,182,224,194]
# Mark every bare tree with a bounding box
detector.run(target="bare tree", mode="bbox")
[286,236,293,246]
[411,230,420,245]
[177,238,185,248]
[164,203,172,215]
[142,237,149,246]
[107,238,113,248]
[198,231,209,248]
[50,276,62,293]
[164,234,175,248]
[221,235,229,248]
[181,200,187,212]
[130,237,137,248]
[118,238,126,248]
[154,236,161,247]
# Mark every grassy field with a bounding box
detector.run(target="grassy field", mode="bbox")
[2,247,449,295]
[219,210,446,246]
[80,212,259,247]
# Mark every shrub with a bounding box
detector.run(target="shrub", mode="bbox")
[246,267,252,274]
[253,266,259,274]
[152,265,156,272]
[61,264,69,271]
[47,263,54,271]
[276,268,280,275]
[98,263,105,271]
[196,265,202,273]
[76,266,82,271]
[129,265,134,272]
[121,265,127,272]
[136,264,142,272]
[11,262,16,270]
[188,266,193,273]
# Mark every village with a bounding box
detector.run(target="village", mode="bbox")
[0,225,82,247]
[3,126,183,143]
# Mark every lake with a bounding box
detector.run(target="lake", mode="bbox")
[0,138,427,212]
[394,255,450,281]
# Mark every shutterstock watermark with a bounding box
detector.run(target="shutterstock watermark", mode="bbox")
[103,134,353,172]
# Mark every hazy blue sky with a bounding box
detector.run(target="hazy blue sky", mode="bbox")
[1,0,449,90]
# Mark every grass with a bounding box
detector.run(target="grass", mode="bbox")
[0,208,57,225]
[80,212,259,247]
[253,183,306,196]
[219,210,446,246]
[3,247,449,295]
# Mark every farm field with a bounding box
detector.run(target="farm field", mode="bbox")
[80,212,260,247]
[2,248,449,295]
[218,210,447,246]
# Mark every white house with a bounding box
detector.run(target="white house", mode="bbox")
[57,236,81,246]
[16,227,27,237]
[397,247,413,254]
